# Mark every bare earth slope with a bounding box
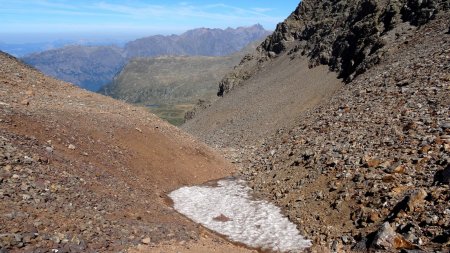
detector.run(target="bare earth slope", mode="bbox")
[184,1,448,149]
[183,55,342,147]
[0,52,254,252]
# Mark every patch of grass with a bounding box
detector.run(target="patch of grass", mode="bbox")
[148,104,195,126]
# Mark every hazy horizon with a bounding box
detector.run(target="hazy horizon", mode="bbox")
[0,24,269,45]
[0,0,299,44]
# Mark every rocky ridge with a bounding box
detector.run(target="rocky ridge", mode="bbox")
[232,13,450,252]
[183,0,450,251]
[218,0,449,96]
[124,24,270,58]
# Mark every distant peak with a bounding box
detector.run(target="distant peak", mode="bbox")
[235,24,266,31]
[251,24,264,29]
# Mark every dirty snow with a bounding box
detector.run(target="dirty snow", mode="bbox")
[169,178,311,252]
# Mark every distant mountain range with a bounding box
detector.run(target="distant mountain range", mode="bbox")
[98,41,260,125]
[23,46,126,91]
[0,41,69,57]
[124,24,270,58]
[21,25,271,91]
[0,39,127,58]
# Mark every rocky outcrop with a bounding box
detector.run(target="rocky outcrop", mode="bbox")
[218,0,448,95]
[234,14,450,252]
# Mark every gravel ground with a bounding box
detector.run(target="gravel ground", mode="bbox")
[231,14,450,252]
[0,51,242,253]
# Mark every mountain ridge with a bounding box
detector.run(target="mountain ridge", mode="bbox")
[125,24,270,58]
[21,25,271,91]
[99,40,262,125]
[217,0,449,96]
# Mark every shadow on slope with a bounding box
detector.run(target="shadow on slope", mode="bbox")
[183,54,342,147]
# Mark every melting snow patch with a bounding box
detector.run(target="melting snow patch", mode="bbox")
[169,178,311,252]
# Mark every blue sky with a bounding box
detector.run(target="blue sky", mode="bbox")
[0,0,300,43]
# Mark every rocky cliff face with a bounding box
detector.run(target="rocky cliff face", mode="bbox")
[218,0,449,95]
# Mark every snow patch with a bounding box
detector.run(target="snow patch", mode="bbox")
[169,178,311,252]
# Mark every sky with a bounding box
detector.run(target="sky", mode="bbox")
[0,0,300,43]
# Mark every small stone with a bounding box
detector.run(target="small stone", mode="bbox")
[433,165,450,185]
[396,79,410,87]
[68,144,76,150]
[407,189,427,211]
[393,165,406,174]
[213,214,232,222]
[4,165,12,171]
[14,234,23,242]
[331,240,342,252]
[23,156,33,164]
[45,147,53,153]
[382,175,396,182]
[367,159,381,168]
[341,235,350,244]
[23,233,36,243]
[20,99,30,106]
[419,145,431,154]
[363,155,381,167]
[368,211,381,223]
[141,237,151,244]
[20,183,29,191]
[444,143,450,152]
[371,222,414,250]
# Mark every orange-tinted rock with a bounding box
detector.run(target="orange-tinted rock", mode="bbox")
[371,222,414,250]
[407,189,427,212]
